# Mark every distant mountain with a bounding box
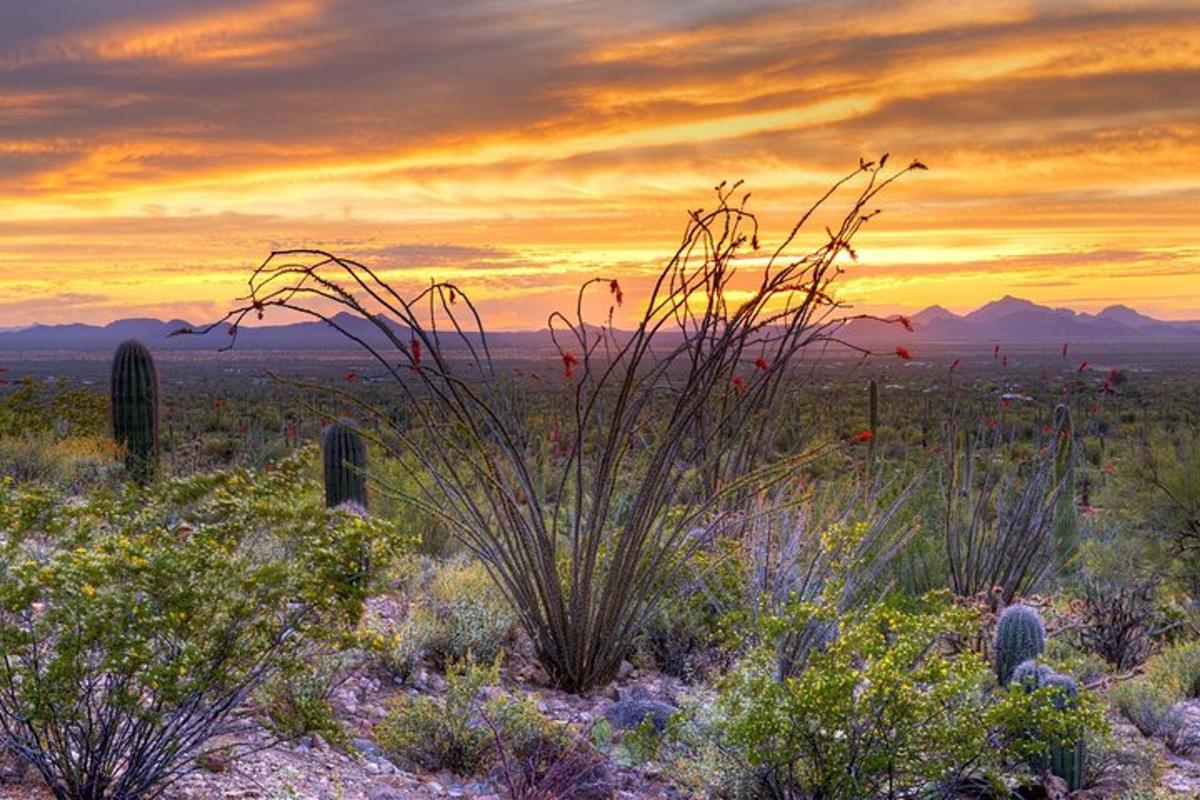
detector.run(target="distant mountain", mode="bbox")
[843,296,1200,346]
[1,298,1197,353]
[0,311,559,352]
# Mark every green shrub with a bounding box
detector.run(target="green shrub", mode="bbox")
[1113,682,1173,737]
[426,559,517,665]
[0,455,393,800]
[258,652,352,746]
[369,558,517,677]
[375,657,545,776]
[713,593,1000,799]
[1113,642,1200,735]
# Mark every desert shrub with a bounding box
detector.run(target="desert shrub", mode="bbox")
[943,421,1067,604]
[0,434,118,487]
[1043,636,1111,685]
[0,455,393,800]
[1077,578,1159,670]
[368,558,517,677]
[1113,642,1200,736]
[375,657,545,776]
[1113,682,1173,737]
[257,651,353,746]
[490,725,613,800]
[425,558,517,665]
[713,593,999,799]
[698,590,1104,799]
[699,482,917,678]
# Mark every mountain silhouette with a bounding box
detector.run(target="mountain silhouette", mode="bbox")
[843,296,1200,345]
[1,299,1197,352]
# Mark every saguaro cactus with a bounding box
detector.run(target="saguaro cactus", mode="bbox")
[323,419,368,509]
[110,339,160,484]
[994,604,1046,686]
[1052,403,1077,542]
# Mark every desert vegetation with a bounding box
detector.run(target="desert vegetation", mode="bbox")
[1,161,1198,799]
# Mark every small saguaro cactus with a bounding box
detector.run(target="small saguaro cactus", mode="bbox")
[994,604,1046,686]
[110,339,160,484]
[1044,672,1085,792]
[323,418,368,509]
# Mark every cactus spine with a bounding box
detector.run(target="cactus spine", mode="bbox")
[994,604,1046,686]
[323,419,368,509]
[110,340,160,484]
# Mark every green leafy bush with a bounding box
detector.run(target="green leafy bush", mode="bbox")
[375,657,545,776]
[258,652,352,747]
[714,593,998,798]
[698,591,1105,799]
[368,558,517,677]
[0,455,393,800]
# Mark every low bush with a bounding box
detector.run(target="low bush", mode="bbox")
[258,651,353,746]
[368,558,517,678]
[0,455,393,800]
[375,657,545,776]
[1113,641,1200,736]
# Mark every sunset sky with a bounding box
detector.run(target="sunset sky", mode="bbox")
[2,0,1198,328]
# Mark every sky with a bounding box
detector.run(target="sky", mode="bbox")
[1,0,1198,328]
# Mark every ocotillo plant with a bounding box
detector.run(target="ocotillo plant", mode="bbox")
[323,419,368,509]
[110,339,160,484]
[994,604,1046,686]
[1052,403,1077,546]
[185,159,926,691]
[867,378,878,468]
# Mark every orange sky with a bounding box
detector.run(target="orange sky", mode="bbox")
[1,0,1198,328]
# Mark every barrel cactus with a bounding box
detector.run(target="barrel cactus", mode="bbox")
[994,604,1046,686]
[1044,672,1085,792]
[323,419,368,509]
[1011,659,1053,692]
[110,339,160,484]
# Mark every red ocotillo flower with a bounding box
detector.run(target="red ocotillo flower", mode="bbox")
[609,279,623,306]
[1078,361,1088,373]
[993,345,1000,360]
[754,356,770,371]
[731,376,747,396]
[950,358,961,372]
[562,352,579,379]
[410,337,422,370]
[895,346,912,361]
[898,314,914,332]
[852,429,875,442]
[1061,342,1068,360]
[344,371,357,382]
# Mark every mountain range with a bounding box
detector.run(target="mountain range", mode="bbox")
[842,296,1200,345]
[0,297,1197,352]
